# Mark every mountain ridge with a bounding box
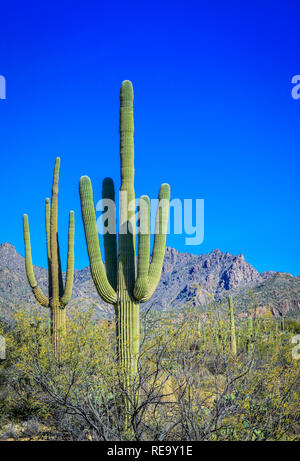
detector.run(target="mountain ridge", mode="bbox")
[0,242,299,324]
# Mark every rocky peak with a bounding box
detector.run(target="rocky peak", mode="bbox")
[0,242,16,253]
[0,243,25,272]
[0,242,299,324]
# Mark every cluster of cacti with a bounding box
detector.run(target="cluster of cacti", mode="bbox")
[228,296,237,356]
[194,301,288,361]
[23,158,75,355]
[79,81,170,381]
[22,82,170,379]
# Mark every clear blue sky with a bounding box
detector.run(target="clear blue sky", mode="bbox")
[0,0,299,275]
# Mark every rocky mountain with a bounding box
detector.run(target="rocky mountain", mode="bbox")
[236,272,300,320]
[150,247,275,309]
[0,243,111,325]
[0,243,299,325]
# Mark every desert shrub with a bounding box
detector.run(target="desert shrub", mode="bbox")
[0,305,299,440]
[284,319,300,334]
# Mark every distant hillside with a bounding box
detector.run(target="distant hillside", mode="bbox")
[0,243,299,325]
[236,272,300,320]
[0,243,110,325]
[149,247,275,309]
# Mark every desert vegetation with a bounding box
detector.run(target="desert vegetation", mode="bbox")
[0,301,299,441]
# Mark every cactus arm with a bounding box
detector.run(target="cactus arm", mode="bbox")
[118,80,136,292]
[32,286,50,308]
[45,198,53,298]
[61,211,75,306]
[102,177,117,291]
[120,80,135,217]
[140,183,170,303]
[57,236,64,297]
[45,198,51,263]
[50,157,60,304]
[23,214,49,307]
[116,80,139,385]
[47,193,63,297]
[79,175,117,304]
[134,195,150,301]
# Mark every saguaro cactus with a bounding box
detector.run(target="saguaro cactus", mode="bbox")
[23,158,75,354]
[79,81,170,381]
[228,296,237,356]
[247,317,253,356]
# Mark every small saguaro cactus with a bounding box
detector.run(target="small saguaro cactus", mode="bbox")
[280,314,285,331]
[215,320,221,352]
[247,317,253,356]
[23,158,75,355]
[228,295,237,356]
[79,80,170,382]
[197,316,201,340]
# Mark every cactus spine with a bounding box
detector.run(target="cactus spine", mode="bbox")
[79,81,170,382]
[23,158,75,355]
[228,296,237,356]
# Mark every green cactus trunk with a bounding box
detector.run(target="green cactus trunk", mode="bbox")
[51,303,66,355]
[116,82,139,380]
[228,296,237,356]
[23,158,75,356]
[80,81,170,386]
[116,294,140,382]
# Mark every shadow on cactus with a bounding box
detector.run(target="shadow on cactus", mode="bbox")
[23,158,75,355]
[79,80,171,383]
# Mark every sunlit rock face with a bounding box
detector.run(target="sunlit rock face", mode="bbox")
[0,243,299,323]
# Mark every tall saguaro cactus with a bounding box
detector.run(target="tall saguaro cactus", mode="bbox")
[79,81,170,381]
[23,158,75,354]
[228,296,237,356]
